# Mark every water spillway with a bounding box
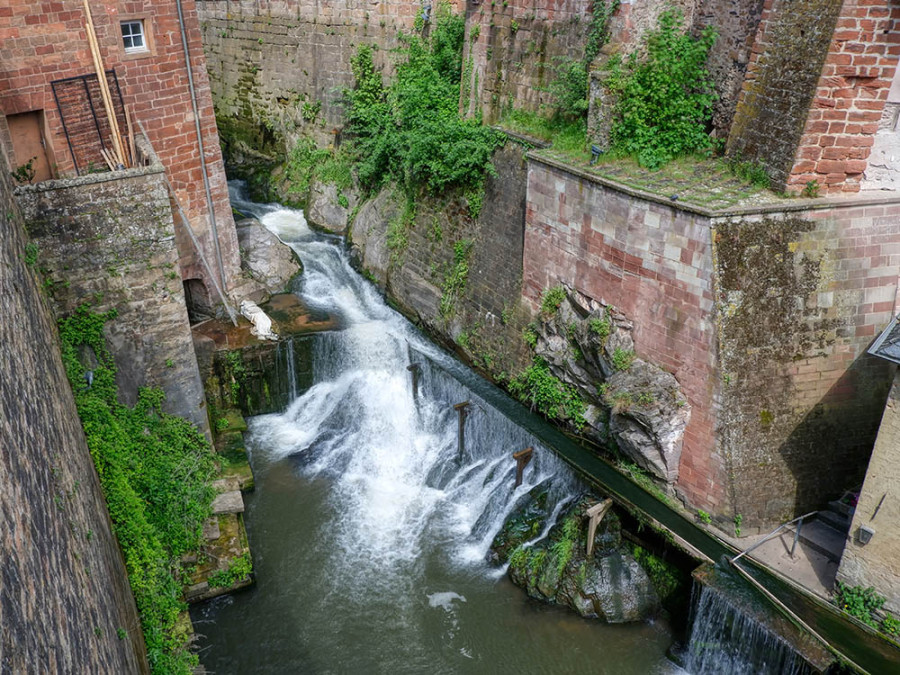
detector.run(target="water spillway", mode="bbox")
[191,187,681,672]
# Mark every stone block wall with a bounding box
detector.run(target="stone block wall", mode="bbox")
[712,204,898,524]
[1,152,147,674]
[727,0,900,194]
[838,371,900,613]
[460,0,589,124]
[195,0,444,147]
[523,154,900,525]
[0,0,241,305]
[523,155,725,512]
[15,158,211,436]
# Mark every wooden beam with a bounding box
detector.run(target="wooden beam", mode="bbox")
[513,447,533,488]
[585,499,613,558]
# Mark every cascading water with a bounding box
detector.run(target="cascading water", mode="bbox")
[191,184,682,673]
[684,583,814,675]
[275,337,300,402]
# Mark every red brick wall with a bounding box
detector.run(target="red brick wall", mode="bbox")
[523,155,727,512]
[787,0,900,194]
[0,0,241,298]
[524,154,900,526]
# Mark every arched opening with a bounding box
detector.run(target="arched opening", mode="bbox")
[183,278,214,324]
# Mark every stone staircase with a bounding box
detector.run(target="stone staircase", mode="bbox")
[791,496,856,563]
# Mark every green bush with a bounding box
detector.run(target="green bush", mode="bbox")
[344,8,503,202]
[611,347,635,371]
[59,307,216,674]
[540,285,567,315]
[607,10,717,169]
[834,582,886,628]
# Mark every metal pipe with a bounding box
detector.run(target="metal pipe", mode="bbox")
[174,0,228,295]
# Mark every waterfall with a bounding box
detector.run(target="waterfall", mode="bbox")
[230,182,579,584]
[685,581,815,675]
[275,336,299,403]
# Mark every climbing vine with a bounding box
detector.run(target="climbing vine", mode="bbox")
[59,306,216,675]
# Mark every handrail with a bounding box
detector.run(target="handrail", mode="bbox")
[731,511,818,564]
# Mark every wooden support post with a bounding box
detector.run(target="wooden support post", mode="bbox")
[407,364,421,399]
[83,0,127,167]
[512,447,534,488]
[585,499,613,558]
[453,401,470,458]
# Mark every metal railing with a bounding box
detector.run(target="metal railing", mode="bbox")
[731,511,818,563]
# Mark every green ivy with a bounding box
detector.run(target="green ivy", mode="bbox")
[59,306,216,674]
[439,239,474,317]
[606,10,717,169]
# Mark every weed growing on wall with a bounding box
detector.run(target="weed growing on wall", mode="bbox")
[344,7,503,211]
[510,357,587,429]
[439,239,474,317]
[58,306,216,675]
[606,10,717,169]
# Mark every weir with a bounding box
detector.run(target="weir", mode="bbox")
[193,185,900,673]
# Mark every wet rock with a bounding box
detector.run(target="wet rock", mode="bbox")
[489,486,550,564]
[306,179,360,234]
[533,285,690,485]
[236,217,302,296]
[500,497,659,623]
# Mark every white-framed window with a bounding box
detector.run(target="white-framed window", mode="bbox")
[121,20,146,53]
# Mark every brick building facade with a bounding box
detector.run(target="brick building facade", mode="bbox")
[0,0,243,313]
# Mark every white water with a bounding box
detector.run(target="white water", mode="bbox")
[201,184,681,673]
[230,182,578,593]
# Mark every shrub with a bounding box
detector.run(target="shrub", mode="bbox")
[540,285,567,315]
[510,357,587,429]
[344,8,503,200]
[611,347,635,371]
[607,10,717,169]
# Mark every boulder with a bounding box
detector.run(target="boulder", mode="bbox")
[236,217,302,296]
[500,496,660,623]
[348,187,403,288]
[306,179,360,234]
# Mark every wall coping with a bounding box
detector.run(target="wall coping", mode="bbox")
[13,134,165,197]
[527,151,900,220]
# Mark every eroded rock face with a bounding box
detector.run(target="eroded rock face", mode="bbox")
[348,187,403,288]
[306,179,360,234]
[496,496,660,623]
[236,217,303,297]
[533,286,690,485]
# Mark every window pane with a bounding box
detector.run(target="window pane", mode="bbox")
[121,21,145,52]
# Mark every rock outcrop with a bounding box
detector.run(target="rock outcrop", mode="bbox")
[493,493,660,623]
[533,286,691,485]
[236,217,303,298]
[306,179,360,234]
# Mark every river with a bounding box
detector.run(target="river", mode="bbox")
[191,186,682,674]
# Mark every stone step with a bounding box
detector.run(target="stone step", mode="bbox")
[211,490,244,515]
[791,519,848,563]
[818,509,851,533]
[828,498,856,518]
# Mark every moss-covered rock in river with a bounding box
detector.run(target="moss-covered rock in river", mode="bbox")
[495,496,660,623]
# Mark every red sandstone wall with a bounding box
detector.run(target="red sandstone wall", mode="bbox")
[523,155,726,512]
[0,0,241,299]
[787,0,900,193]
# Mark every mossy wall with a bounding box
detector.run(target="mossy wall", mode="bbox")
[1,149,147,674]
[726,0,845,188]
[712,210,895,526]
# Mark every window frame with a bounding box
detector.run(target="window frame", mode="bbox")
[119,18,154,58]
